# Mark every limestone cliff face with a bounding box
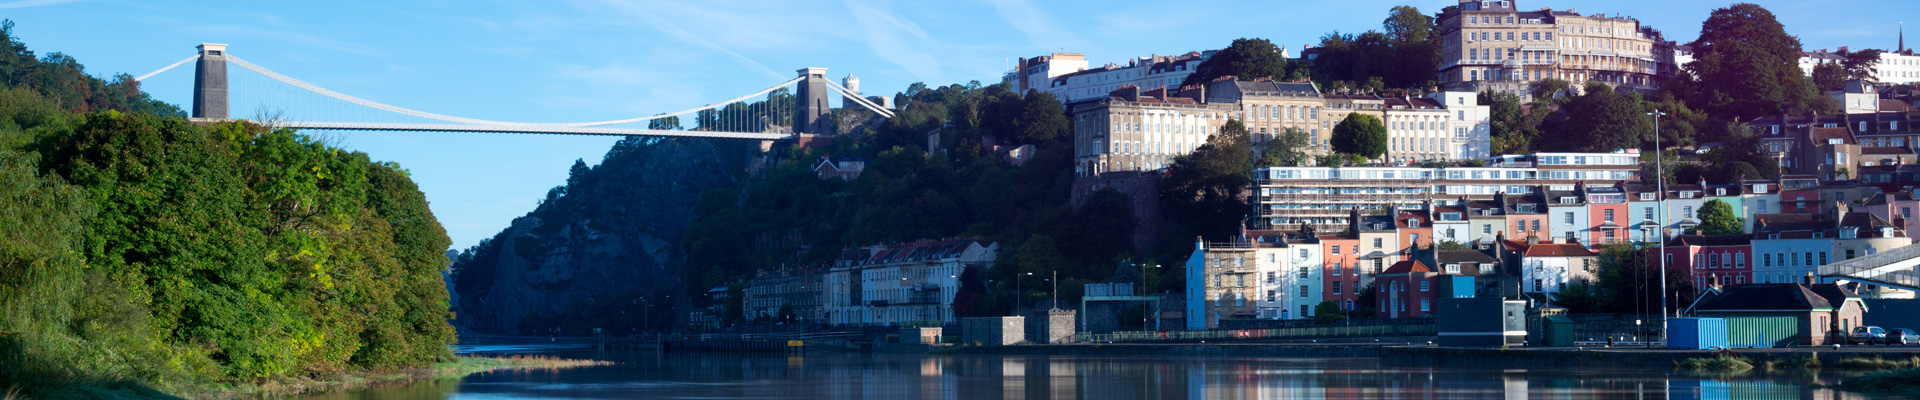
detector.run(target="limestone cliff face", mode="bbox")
[451,137,744,334]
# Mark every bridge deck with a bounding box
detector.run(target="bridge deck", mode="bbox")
[1820,244,1920,291]
[278,122,794,140]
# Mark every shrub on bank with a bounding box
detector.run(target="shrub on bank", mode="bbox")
[1677,355,1752,372]
[1840,367,1920,394]
[1834,356,1920,370]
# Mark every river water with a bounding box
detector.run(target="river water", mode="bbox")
[290,344,1904,399]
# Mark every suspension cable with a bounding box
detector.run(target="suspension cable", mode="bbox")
[825,80,895,118]
[134,55,201,81]
[226,53,803,127]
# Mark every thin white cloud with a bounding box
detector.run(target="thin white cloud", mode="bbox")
[583,0,788,81]
[844,0,944,82]
[982,0,1084,51]
[0,0,85,9]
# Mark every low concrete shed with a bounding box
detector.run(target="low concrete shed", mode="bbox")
[1437,297,1526,347]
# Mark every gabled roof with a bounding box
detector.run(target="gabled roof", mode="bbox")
[1396,211,1431,228]
[1839,211,1900,230]
[1811,127,1854,145]
[1466,200,1505,216]
[1523,243,1596,258]
[1882,99,1916,113]
[1808,284,1865,312]
[1693,284,1834,312]
[1382,260,1432,274]
[1865,192,1915,206]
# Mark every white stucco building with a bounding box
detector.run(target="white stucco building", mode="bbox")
[824,238,997,326]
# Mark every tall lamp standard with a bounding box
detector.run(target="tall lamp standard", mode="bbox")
[1649,109,1669,345]
[1134,262,1161,330]
[1016,272,1033,314]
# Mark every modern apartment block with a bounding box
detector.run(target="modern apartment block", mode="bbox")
[1436,0,1671,96]
[1251,150,1641,230]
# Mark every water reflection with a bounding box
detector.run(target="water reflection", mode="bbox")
[297,348,1908,400]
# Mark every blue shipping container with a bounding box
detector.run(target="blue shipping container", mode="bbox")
[1668,318,1729,350]
[1448,276,1475,299]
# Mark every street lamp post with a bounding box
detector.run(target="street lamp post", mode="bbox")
[1134,262,1160,330]
[1049,270,1058,311]
[1650,109,1669,345]
[1016,272,1033,315]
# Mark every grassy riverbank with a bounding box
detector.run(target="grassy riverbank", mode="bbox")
[6,355,611,400]
[203,355,611,399]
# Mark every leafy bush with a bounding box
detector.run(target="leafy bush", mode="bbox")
[1677,355,1753,372]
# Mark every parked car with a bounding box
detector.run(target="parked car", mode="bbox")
[1851,326,1888,345]
[1890,328,1919,345]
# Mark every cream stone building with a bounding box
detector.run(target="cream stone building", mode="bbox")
[1437,0,1667,97]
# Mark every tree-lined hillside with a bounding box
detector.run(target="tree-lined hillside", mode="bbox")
[0,24,454,398]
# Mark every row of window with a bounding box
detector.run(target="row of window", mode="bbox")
[1759,251,1830,268]
[1251,104,1320,120]
[1467,30,1550,43]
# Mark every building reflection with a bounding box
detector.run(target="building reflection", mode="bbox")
[589,352,1863,400]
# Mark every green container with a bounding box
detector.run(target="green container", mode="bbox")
[1724,316,1798,348]
[1543,316,1575,347]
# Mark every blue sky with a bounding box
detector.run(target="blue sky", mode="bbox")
[5,0,1913,250]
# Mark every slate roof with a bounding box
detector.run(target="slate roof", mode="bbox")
[1665,234,1753,247]
[1438,249,1498,264]
[1835,212,1896,230]
[1694,284,1835,311]
[1865,192,1914,206]
[1811,127,1855,145]
[1523,243,1596,258]
[1808,284,1864,312]
[1882,99,1916,113]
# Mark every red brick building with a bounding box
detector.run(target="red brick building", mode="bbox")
[1663,234,1754,289]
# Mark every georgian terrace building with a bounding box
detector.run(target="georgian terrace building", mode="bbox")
[1071,86,1235,176]
[1251,150,1640,231]
[1437,0,1671,97]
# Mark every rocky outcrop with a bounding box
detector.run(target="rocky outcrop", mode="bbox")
[451,137,745,334]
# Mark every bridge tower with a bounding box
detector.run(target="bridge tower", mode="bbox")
[795,67,831,135]
[193,43,229,119]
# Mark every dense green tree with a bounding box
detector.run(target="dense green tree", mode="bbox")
[1072,188,1137,266]
[1587,244,1696,314]
[1330,113,1387,159]
[1180,38,1290,88]
[1699,122,1781,180]
[1161,120,1253,244]
[1841,49,1885,82]
[1812,62,1849,92]
[1313,301,1343,324]
[1531,78,1572,103]
[0,21,179,116]
[648,114,682,130]
[1257,128,1313,167]
[1381,5,1441,89]
[1308,6,1441,90]
[1560,83,1651,152]
[1009,89,1069,144]
[1685,3,1820,119]
[1697,199,1744,235]
[1483,91,1532,155]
